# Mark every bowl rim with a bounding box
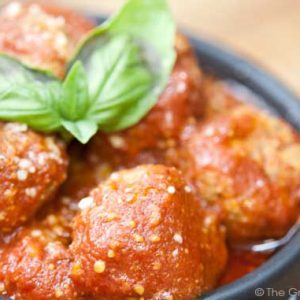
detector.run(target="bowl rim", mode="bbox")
[187,35,300,300]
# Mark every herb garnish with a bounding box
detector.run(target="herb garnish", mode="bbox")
[0,0,175,143]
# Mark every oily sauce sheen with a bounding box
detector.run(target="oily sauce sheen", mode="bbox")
[0,2,298,300]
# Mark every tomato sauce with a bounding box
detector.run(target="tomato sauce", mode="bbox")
[0,1,298,299]
[219,250,271,286]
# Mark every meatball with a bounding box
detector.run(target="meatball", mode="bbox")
[202,77,241,117]
[0,122,68,233]
[180,105,300,241]
[70,165,227,299]
[0,227,77,299]
[88,34,204,160]
[0,1,94,77]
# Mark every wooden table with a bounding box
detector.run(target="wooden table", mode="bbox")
[61,0,300,96]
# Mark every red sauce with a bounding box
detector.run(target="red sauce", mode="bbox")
[0,2,298,299]
[219,250,271,286]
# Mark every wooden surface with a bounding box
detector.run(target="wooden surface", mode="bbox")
[59,0,300,96]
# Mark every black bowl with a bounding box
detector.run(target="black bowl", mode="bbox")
[86,17,300,299]
[90,18,300,299]
[2,16,300,300]
[188,37,300,300]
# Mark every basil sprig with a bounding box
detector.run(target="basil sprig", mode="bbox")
[0,0,175,143]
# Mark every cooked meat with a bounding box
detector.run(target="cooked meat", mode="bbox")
[179,105,300,241]
[0,227,77,300]
[202,77,241,117]
[70,165,227,299]
[0,1,298,298]
[0,1,94,77]
[88,34,205,160]
[0,122,68,233]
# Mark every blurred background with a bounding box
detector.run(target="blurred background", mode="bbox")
[0,0,299,95]
[60,0,300,96]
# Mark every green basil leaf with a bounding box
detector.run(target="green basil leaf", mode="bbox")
[61,61,90,121]
[71,0,176,131]
[0,55,95,144]
[61,119,98,144]
[0,55,62,131]
[85,35,154,129]
[0,52,58,82]
[0,0,176,144]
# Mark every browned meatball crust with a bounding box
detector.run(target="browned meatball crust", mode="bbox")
[0,1,94,77]
[70,165,227,300]
[0,226,77,300]
[179,105,300,241]
[0,123,68,233]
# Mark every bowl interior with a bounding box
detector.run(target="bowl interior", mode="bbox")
[90,15,300,297]
[1,15,299,300]
[188,36,300,300]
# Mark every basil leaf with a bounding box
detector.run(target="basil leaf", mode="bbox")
[71,0,176,131]
[0,56,96,144]
[61,119,98,144]
[0,55,62,131]
[0,0,176,144]
[85,35,154,129]
[59,62,99,143]
[61,61,90,121]
[0,53,57,82]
